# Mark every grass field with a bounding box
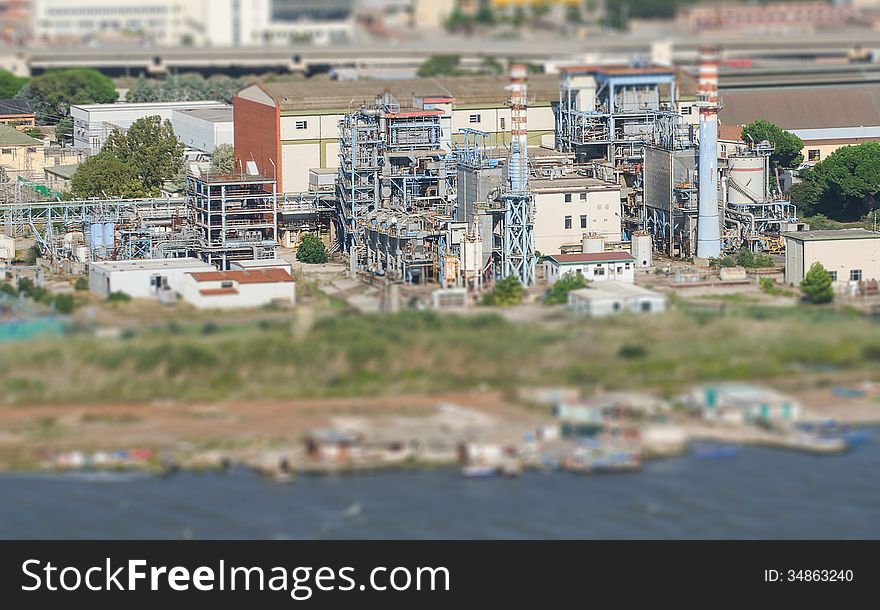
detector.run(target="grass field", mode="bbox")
[2,305,880,406]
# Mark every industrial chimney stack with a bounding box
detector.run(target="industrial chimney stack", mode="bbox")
[507,63,529,193]
[696,48,722,259]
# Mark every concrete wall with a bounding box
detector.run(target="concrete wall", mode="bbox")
[180,276,295,309]
[172,111,233,153]
[534,188,621,255]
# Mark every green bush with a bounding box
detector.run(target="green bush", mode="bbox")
[74,276,89,291]
[618,344,648,359]
[51,293,76,314]
[296,233,328,264]
[543,272,588,305]
[759,277,774,291]
[482,275,523,307]
[800,262,834,304]
[107,291,131,303]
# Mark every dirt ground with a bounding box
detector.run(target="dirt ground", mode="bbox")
[0,390,548,469]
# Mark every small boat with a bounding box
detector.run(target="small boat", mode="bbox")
[842,430,873,446]
[462,464,497,478]
[692,444,739,459]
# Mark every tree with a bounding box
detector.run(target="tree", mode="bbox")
[296,234,328,264]
[70,154,150,199]
[417,55,461,78]
[792,142,880,222]
[800,262,834,304]
[16,69,116,125]
[126,73,243,104]
[741,119,804,171]
[544,272,588,304]
[103,116,184,190]
[210,143,235,174]
[0,70,28,98]
[482,275,524,307]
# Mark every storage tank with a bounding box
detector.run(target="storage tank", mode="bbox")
[75,245,89,263]
[728,155,766,205]
[102,223,115,252]
[631,232,653,268]
[89,224,104,251]
[582,233,605,254]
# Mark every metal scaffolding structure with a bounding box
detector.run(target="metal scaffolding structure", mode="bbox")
[185,171,279,269]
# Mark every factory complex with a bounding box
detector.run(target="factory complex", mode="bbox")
[2,52,880,311]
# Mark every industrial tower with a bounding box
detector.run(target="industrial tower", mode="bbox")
[696,48,722,259]
[501,63,536,286]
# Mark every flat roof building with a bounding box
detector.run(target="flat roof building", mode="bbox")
[172,106,233,154]
[180,268,296,310]
[784,229,880,287]
[88,258,216,299]
[544,252,635,284]
[71,101,228,153]
[567,280,667,317]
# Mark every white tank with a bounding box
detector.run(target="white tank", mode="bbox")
[728,155,766,205]
[75,245,89,263]
[582,233,605,254]
[631,232,653,268]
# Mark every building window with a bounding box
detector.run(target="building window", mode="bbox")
[564,193,572,203]
[828,271,837,281]
[617,266,623,274]
[594,266,605,276]
[580,215,587,228]
[295,120,308,129]
[580,192,587,200]
[221,281,234,289]
[808,149,820,162]
[564,215,572,230]
[469,114,481,123]
[681,106,692,115]
[641,301,652,312]
[850,269,862,281]
[500,117,505,130]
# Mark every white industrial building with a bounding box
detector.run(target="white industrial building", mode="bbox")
[179,268,295,309]
[567,281,667,317]
[71,101,228,153]
[32,0,354,47]
[88,258,215,299]
[543,252,636,284]
[171,106,233,153]
[685,383,802,425]
[783,229,880,288]
[531,175,623,255]
[0,235,15,261]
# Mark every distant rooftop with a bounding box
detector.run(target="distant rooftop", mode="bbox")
[720,84,880,130]
[531,175,619,192]
[245,73,560,113]
[189,269,294,285]
[784,229,880,242]
[174,106,233,123]
[546,252,635,264]
[72,100,227,113]
[90,258,214,272]
[0,99,32,116]
[0,124,43,146]
[569,280,662,299]
[43,163,79,179]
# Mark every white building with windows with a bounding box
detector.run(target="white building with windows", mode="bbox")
[88,258,215,299]
[172,106,233,153]
[180,268,296,309]
[567,281,667,317]
[531,175,623,255]
[71,101,228,153]
[543,252,636,284]
[783,229,880,288]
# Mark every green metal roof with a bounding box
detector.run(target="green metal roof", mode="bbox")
[44,163,79,179]
[783,229,880,242]
[0,124,43,147]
